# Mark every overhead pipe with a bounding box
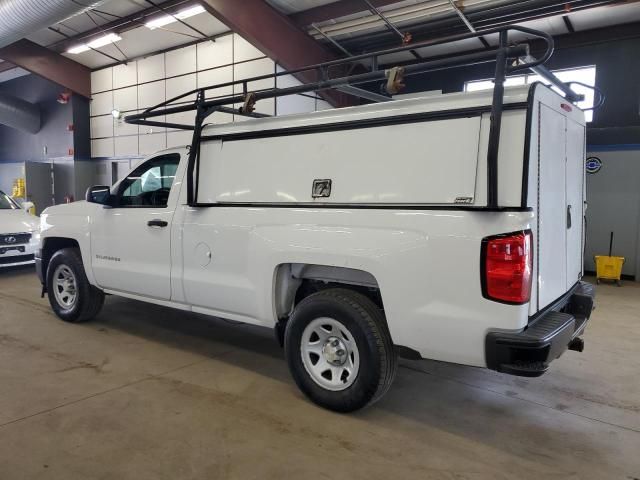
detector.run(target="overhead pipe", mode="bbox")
[0,93,41,134]
[0,0,109,48]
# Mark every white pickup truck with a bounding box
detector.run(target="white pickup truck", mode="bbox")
[36,29,596,411]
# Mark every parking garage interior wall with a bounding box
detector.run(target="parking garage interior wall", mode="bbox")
[0,75,76,163]
[88,32,332,186]
[0,75,89,206]
[585,146,640,279]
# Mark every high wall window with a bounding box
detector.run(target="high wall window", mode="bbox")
[464,66,596,122]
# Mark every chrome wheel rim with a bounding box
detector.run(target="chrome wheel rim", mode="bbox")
[53,264,77,309]
[301,317,360,391]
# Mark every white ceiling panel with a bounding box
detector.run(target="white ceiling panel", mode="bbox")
[266,0,339,15]
[569,3,640,31]
[63,48,119,69]
[0,67,31,84]
[98,0,149,17]
[26,28,65,47]
[31,3,229,70]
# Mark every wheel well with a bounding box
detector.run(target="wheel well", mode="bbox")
[274,264,383,322]
[41,237,80,277]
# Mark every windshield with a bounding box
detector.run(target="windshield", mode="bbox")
[0,191,18,210]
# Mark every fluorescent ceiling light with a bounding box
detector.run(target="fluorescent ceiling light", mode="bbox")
[88,33,122,49]
[67,33,122,54]
[67,44,90,54]
[145,4,206,30]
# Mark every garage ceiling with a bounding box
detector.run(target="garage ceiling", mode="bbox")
[0,0,638,83]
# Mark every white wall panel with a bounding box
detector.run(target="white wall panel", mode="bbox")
[198,35,233,70]
[113,86,137,112]
[166,111,195,128]
[198,65,233,97]
[139,116,166,135]
[89,32,330,161]
[90,115,114,139]
[114,135,139,157]
[167,130,193,148]
[138,79,165,109]
[166,44,196,77]
[275,64,302,89]
[91,67,112,93]
[139,133,166,154]
[90,91,113,116]
[91,138,114,158]
[234,34,264,62]
[234,58,274,91]
[114,116,138,137]
[277,94,316,116]
[167,73,196,102]
[113,62,137,89]
[138,55,165,83]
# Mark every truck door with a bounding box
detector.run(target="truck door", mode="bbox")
[565,117,586,288]
[90,153,180,299]
[537,104,585,309]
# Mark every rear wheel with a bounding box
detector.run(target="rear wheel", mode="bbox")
[284,288,397,412]
[46,248,104,323]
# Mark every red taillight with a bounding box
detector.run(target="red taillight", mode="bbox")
[481,231,533,304]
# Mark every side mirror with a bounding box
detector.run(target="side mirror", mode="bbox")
[86,185,113,206]
[21,201,34,213]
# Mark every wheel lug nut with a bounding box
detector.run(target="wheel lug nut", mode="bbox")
[336,349,345,356]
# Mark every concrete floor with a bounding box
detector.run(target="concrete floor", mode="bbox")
[0,268,638,480]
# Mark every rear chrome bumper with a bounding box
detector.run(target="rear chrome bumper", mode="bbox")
[485,281,595,377]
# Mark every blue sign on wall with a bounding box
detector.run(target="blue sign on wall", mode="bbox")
[586,156,602,174]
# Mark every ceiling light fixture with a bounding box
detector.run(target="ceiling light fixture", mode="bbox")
[67,32,122,54]
[145,4,206,30]
[67,44,90,54]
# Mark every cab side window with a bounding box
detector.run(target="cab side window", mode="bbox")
[117,154,180,207]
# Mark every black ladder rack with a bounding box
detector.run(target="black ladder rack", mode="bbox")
[124,24,585,209]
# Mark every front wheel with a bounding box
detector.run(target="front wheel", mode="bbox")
[46,248,104,323]
[284,288,397,412]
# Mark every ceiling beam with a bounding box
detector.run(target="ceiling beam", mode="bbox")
[290,0,399,27]
[0,61,16,74]
[0,40,91,98]
[200,0,350,107]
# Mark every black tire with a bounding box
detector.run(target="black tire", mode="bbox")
[284,288,397,412]
[46,248,104,323]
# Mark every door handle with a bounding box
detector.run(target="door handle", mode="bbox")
[567,205,572,229]
[147,219,168,228]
